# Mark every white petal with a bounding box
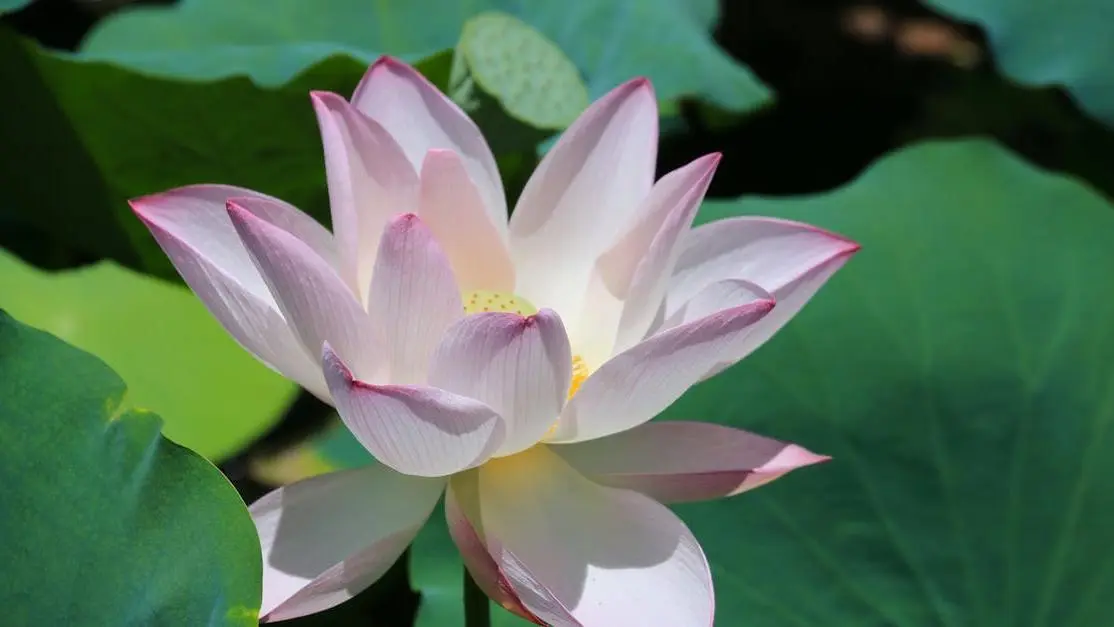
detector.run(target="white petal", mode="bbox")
[429,309,572,456]
[554,421,829,503]
[227,193,339,269]
[351,57,506,231]
[418,148,514,291]
[367,213,463,384]
[666,214,859,335]
[252,465,444,622]
[509,79,658,323]
[446,488,574,626]
[323,346,506,477]
[228,201,381,381]
[130,186,327,397]
[549,296,775,443]
[311,90,419,297]
[578,154,721,366]
[448,446,714,627]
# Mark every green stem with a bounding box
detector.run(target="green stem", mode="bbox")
[463,565,491,627]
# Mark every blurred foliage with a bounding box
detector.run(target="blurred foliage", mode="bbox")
[926,0,1114,125]
[0,26,447,278]
[450,12,589,156]
[0,249,295,460]
[0,0,30,14]
[79,0,769,109]
[0,311,262,625]
[4,0,1114,625]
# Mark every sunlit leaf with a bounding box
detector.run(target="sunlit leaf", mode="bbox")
[0,249,295,460]
[0,310,262,625]
[83,0,769,110]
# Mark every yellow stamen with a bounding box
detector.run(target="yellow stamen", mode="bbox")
[461,290,537,315]
[544,355,591,440]
[459,290,592,442]
[569,355,589,399]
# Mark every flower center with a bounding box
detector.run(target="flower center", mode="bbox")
[460,289,590,403]
[462,290,537,316]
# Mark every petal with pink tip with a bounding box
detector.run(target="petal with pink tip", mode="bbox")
[228,201,380,381]
[429,309,572,457]
[577,153,721,365]
[418,149,514,291]
[448,446,713,627]
[252,464,444,622]
[508,79,658,323]
[311,91,418,296]
[227,194,339,269]
[548,297,775,443]
[554,421,828,503]
[664,216,860,354]
[367,213,463,384]
[351,57,506,230]
[130,185,328,397]
[444,491,551,625]
[323,346,505,477]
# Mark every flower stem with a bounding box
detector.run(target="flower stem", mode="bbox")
[463,565,491,627]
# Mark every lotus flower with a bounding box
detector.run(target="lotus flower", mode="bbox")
[130,57,859,625]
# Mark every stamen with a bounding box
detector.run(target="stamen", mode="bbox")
[544,355,591,440]
[569,355,589,399]
[461,290,538,316]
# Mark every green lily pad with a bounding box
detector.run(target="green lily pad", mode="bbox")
[0,249,295,460]
[454,12,588,130]
[668,139,1114,625]
[0,310,262,624]
[926,0,1114,125]
[82,0,769,111]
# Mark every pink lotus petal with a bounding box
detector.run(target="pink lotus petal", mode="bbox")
[130,185,328,398]
[448,446,713,626]
[351,57,506,230]
[227,194,339,269]
[549,297,775,443]
[664,216,860,361]
[578,153,721,365]
[251,465,444,622]
[418,148,514,291]
[429,309,572,456]
[554,421,829,503]
[228,200,381,381]
[323,346,506,477]
[310,90,418,297]
[444,491,551,625]
[508,78,658,327]
[366,213,463,384]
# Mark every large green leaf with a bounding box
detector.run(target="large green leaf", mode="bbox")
[0,249,295,460]
[0,310,262,625]
[925,0,1114,125]
[82,0,768,110]
[668,139,1114,625]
